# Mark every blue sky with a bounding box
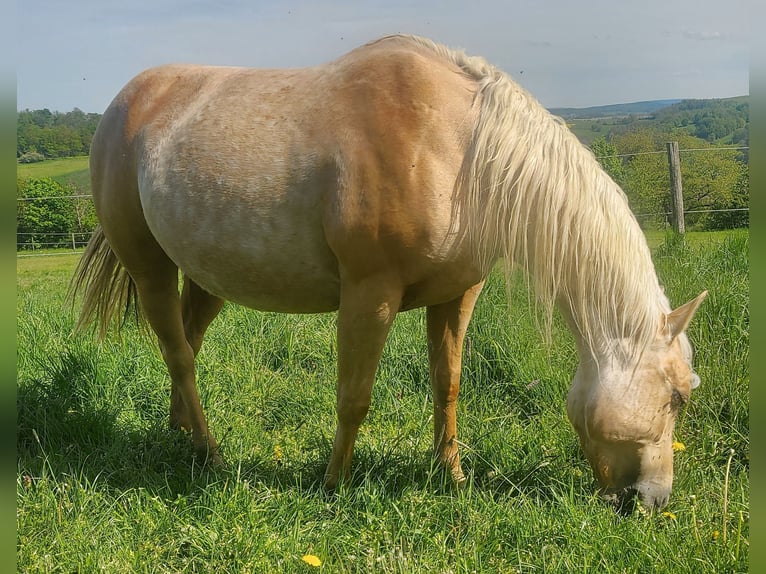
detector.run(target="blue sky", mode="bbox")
[17,0,749,113]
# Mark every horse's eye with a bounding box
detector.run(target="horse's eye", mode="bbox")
[671,389,687,410]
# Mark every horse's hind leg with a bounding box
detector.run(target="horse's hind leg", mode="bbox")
[426,281,484,484]
[123,258,221,464]
[169,276,225,431]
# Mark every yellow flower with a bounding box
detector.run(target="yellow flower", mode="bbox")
[672,441,686,452]
[712,530,720,540]
[662,511,677,520]
[273,444,283,461]
[302,554,322,567]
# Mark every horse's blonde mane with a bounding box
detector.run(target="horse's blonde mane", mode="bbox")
[379,34,670,361]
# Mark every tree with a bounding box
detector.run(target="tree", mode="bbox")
[16,177,90,249]
[609,129,669,225]
[608,128,748,230]
[590,137,625,185]
[704,162,748,229]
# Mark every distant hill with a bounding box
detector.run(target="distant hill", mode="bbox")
[551,96,749,146]
[549,99,682,119]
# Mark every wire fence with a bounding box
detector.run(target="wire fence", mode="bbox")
[594,145,748,160]
[633,207,749,229]
[17,145,749,256]
[16,232,92,256]
[17,207,750,257]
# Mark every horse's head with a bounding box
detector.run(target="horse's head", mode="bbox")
[566,291,707,511]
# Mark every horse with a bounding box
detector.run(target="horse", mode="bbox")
[70,34,706,510]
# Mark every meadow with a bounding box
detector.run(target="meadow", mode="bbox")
[16,156,91,192]
[17,230,748,572]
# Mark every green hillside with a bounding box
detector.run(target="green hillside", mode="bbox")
[17,156,91,194]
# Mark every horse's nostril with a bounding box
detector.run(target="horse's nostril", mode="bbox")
[645,491,670,510]
[600,487,638,515]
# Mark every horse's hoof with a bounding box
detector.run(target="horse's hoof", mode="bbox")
[196,446,224,468]
[207,452,224,468]
[323,473,341,491]
[170,419,192,433]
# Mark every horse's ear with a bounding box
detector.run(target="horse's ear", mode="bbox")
[664,291,708,340]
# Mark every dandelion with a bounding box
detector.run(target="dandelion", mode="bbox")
[672,441,686,452]
[274,444,283,462]
[302,554,322,567]
[662,511,677,520]
[712,530,720,540]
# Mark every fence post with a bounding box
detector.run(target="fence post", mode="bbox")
[72,232,77,251]
[666,141,685,234]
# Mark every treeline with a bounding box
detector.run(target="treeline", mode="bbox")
[568,96,749,149]
[651,98,749,144]
[17,108,101,162]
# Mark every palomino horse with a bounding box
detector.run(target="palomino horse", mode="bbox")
[71,34,706,509]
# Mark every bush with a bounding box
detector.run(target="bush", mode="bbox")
[17,177,96,250]
[18,151,46,164]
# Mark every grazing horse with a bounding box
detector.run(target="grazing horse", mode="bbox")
[71,34,706,509]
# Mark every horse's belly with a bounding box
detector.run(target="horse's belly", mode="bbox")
[185,250,341,313]
[166,232,341,312]
[140,181,341,313]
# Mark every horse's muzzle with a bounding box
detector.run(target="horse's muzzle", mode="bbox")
[634,480,671,510]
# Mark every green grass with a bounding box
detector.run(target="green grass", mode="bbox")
[644,228,742,250]
[17,230,749,572]
[565,119,609,146]
[17,156,91,192]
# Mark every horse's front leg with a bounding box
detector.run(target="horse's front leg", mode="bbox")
[323,275,402,490]
[426,281,484,485]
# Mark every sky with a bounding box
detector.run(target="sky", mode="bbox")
[16,0,750,113]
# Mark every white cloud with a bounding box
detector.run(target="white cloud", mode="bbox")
[683,30,725,42]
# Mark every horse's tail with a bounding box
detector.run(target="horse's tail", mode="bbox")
[68,226,141,339]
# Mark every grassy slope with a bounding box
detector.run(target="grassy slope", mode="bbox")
[17,231,748,572]
[17,156,91,193]
[566,116,662,147]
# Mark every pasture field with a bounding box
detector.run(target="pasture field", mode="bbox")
[16,156,91,192]
[17,230,748,572]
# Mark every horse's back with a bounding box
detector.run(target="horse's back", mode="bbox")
[91,36,484,312]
